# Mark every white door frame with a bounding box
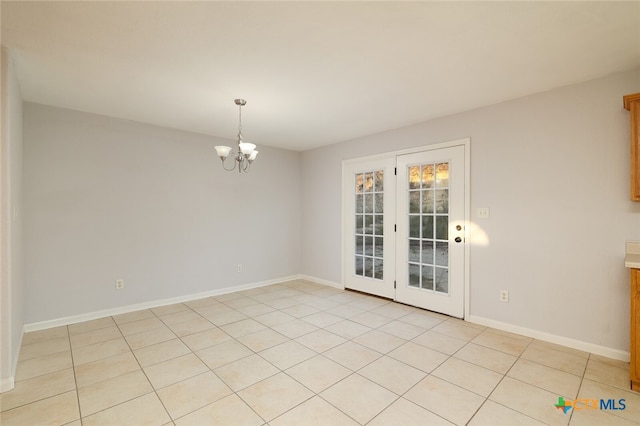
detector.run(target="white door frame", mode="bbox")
[341,138,471,319]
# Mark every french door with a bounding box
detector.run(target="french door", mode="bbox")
[342,157,396,299]
[342,142,467,318]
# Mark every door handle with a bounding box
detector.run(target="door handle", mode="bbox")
[455,237,462,243]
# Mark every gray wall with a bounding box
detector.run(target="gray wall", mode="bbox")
[23,103,302,323]
[1,48,24,390]
[301,68,640,353]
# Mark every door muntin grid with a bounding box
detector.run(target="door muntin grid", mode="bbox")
[407,162,450,293]
[355,170,384,280]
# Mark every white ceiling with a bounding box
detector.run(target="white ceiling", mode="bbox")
[2,1,639,151]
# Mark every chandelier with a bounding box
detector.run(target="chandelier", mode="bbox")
[214,99,258,173]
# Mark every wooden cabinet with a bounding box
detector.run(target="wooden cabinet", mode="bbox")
[632,269,640,391]
[624,93,640,201]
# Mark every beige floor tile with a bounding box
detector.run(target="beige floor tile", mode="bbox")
[398,311,446,329]
[77,370,152,416]
[253,310,297,327]
[271,319,319,339]
[75,352,140,388]
[220,318,267,338]
[157,371,233,420]
[521,345,588,376]
[388,341,448,373]
[350,311,395,328]
[432,357,503,397]
[368,397,454,426]
[320,373,397,424]
[328,292,363,304]
[259,340,316,370]
[588,354,630,369]
[404,375,485,425]
[508,358,582,398]
[21,326,69,346]
[151,303,189,316]
[378,320,425,340]
[134,338,191,367]
[295,329,346,352]
[578,379,640,423]
[214,291,246,302]
[214,354,279,391]
[174,394,263,426]
[236,302,276,317]
[324,320,372,339]
[412,330,467,355]
[238,328,290,352]
[454,342,518,374]
[180,327,231,351]
[300,296,340,311]
[203,309,248,326]
[468,400,546,426]
[489,377,570,426]
[238,372,314,421]
[118,317,166,336]
[0,390,79,426]
[184,296,219,309]
[192,303,233,318]
[158,309,201,325]
[325,304,366,319]
[323,341,381,371]
[19,337,70,361]
[125,326,176,350]
[270,395,359,426]
[263,296,299,309]
[166,317,215,337]
[358,355,426,395]
[471,330,532,356]
[431,320,484,341]
[222,296,260,309]
[0,368,76,411]
[353,329,406,354]
[196,340,253,370]
[82,392,170,426]
[583,358,630,390]
[370,303,415,320]
[347,296,390,311]
[15,350,72,381]
[529,339,589,359]
[112,309,155,324]
[278,304,318,319]
[144,353,208,390]
[68,317,115,335]
[285,355,352,393]
[71,337,131,366]
[69,325,123,348]
[301,312,344,328]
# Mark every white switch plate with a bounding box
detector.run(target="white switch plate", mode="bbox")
[116,279,124,289]
[500,290,509,302]
[477,207,490,219]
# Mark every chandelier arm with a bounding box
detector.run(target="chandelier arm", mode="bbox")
[220,156,238,172]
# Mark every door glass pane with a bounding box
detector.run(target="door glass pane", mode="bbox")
[354,169,384,280]
[409,264,420,287]
[406,161,450,294]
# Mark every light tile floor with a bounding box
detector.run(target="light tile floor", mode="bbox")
[1,279,639,425]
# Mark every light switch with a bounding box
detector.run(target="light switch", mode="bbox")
[477,207,490,219]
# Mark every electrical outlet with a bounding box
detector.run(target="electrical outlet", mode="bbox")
[477,207,490,219]
[499,290,509,302]
[237,264,242,273]
[116,279,124,289]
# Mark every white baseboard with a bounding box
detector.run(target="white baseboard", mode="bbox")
[468,315,630,362]
[24,275,301,332]
[0,376,15,393]
[299,274,344,290]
